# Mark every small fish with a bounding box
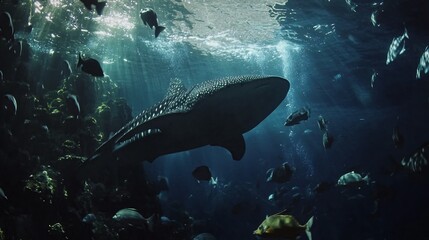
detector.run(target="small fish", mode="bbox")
[371,69,378,88]
[284,107,310,126]
[82,213,96,224]
[303,129,313,134]
[345,0,357,12]
[113,208,155,231]
[66,94,80,118]
[370,10,381,27]
[0,70,3,82]
[61,60,72,78]
[392,125,403,148]
[317,115,328,131]
[254,210,313,240]
[401,142,429,173]
[77,52,104,77]
[2,94,17,117]
[416,46,429,79]
[80,0,107,16]
[209,176,218,186]
[192,165,212,181]
[0,187,7,200]
[41,125,49,136]
[140,8,165,38]
[0,11,14,42]
[266,162,294,183]
[386,28,409,65]
[337,171,370,187]
[313,182,332,194]
[322,131,333,149]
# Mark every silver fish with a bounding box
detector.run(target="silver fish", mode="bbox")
[416,46,429,79]
[386,28,409,65]
[371,70,378,88]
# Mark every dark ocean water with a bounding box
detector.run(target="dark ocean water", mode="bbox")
[1,0,429,239]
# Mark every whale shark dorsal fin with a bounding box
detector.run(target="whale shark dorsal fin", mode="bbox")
[165,78,187,98]
[211,134,245,160]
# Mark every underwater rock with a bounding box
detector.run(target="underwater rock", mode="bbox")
[62,116,82,134]
[54,155,85,184]
[48,223,67,240]
[73,74,97,115]
[24,166,59,204]
[0,127,13,148]
[61,140,80,155]
[33,106,50,124]
[0,81,30,97]
[91,220,118,240]
[108,98,132,133]
[48,97,63,111]
[40,53,68,91]
[95,102,111,134]
[14,63,31,83]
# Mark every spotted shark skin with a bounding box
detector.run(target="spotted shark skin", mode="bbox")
[80,75,290,175]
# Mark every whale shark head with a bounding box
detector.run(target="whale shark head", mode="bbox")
[79,75,289,178]
[188,75,289,133]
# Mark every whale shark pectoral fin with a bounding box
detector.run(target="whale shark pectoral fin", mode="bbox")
[211,134,245,160]
[113,128,162,154]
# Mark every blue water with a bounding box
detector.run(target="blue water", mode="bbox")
[1,0,429,239]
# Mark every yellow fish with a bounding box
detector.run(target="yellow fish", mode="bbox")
[254,210,313,240]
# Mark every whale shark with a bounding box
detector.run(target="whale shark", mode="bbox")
[79,75,289,177]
